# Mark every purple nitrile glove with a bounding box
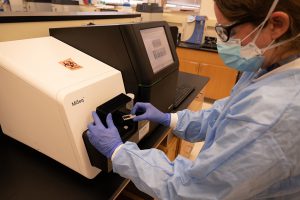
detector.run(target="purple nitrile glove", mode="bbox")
[131,102,171,126]
[87,112,123,158]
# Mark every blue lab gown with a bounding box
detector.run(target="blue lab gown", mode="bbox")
[112,59,300,200]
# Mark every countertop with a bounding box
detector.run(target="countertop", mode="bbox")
[178,41,218,53]
[0,11,141,23]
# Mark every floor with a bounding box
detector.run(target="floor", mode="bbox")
[189,100,213,161]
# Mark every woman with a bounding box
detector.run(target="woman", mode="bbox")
[87,0,300,199]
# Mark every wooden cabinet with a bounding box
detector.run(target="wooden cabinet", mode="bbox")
[179,59,199,74]
[177,47,238,100]
[178,90,204,159]
[158,129,180,161]
[158,89,205,160]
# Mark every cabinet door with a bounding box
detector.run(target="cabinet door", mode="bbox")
[179,59,199,75]
[198,63,237,99]
[177,47,238,100]
[188,90,204,112]
[178,90,204,158]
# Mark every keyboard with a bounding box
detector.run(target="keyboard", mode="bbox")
[173,84,195,108]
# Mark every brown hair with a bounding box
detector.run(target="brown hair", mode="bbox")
[214,0,300,50]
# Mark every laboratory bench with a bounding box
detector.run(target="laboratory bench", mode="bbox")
[178,41,218,53]
[0,72,209,200]
[0,11,141,23]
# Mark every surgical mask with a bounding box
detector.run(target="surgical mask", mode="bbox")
[217,39,266,72]
[217,0,299,72]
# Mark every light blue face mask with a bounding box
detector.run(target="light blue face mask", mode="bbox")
[217,0,280,72]
[217,41,265,72]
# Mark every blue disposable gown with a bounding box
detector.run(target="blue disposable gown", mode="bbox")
[112,59,300,200]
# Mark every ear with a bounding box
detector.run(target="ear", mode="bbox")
[267,12,290,40]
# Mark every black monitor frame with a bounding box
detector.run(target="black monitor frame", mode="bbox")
[120,21,179,86]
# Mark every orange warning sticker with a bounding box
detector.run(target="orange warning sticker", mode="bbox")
[59,58,82,70]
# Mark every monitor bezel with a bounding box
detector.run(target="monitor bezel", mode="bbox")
[128,21,179,86]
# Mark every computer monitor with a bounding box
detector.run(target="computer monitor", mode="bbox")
[140,27,174,74]
[115,21,178,90]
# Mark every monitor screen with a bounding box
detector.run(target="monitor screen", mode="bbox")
[140,27,174,73]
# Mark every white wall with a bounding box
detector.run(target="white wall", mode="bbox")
[163,0,217,40]
[0,17,141,42]
[200,0,215,20]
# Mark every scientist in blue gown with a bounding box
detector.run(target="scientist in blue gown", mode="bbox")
[87,0,300,199]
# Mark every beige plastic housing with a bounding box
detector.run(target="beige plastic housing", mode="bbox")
[0,37,125,179]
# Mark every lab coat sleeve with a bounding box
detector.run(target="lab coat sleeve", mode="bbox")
[112,142,194,199]
[171,97,229,142]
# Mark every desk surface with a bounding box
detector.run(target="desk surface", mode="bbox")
[0,72,208,200]
[178,41,218,53]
